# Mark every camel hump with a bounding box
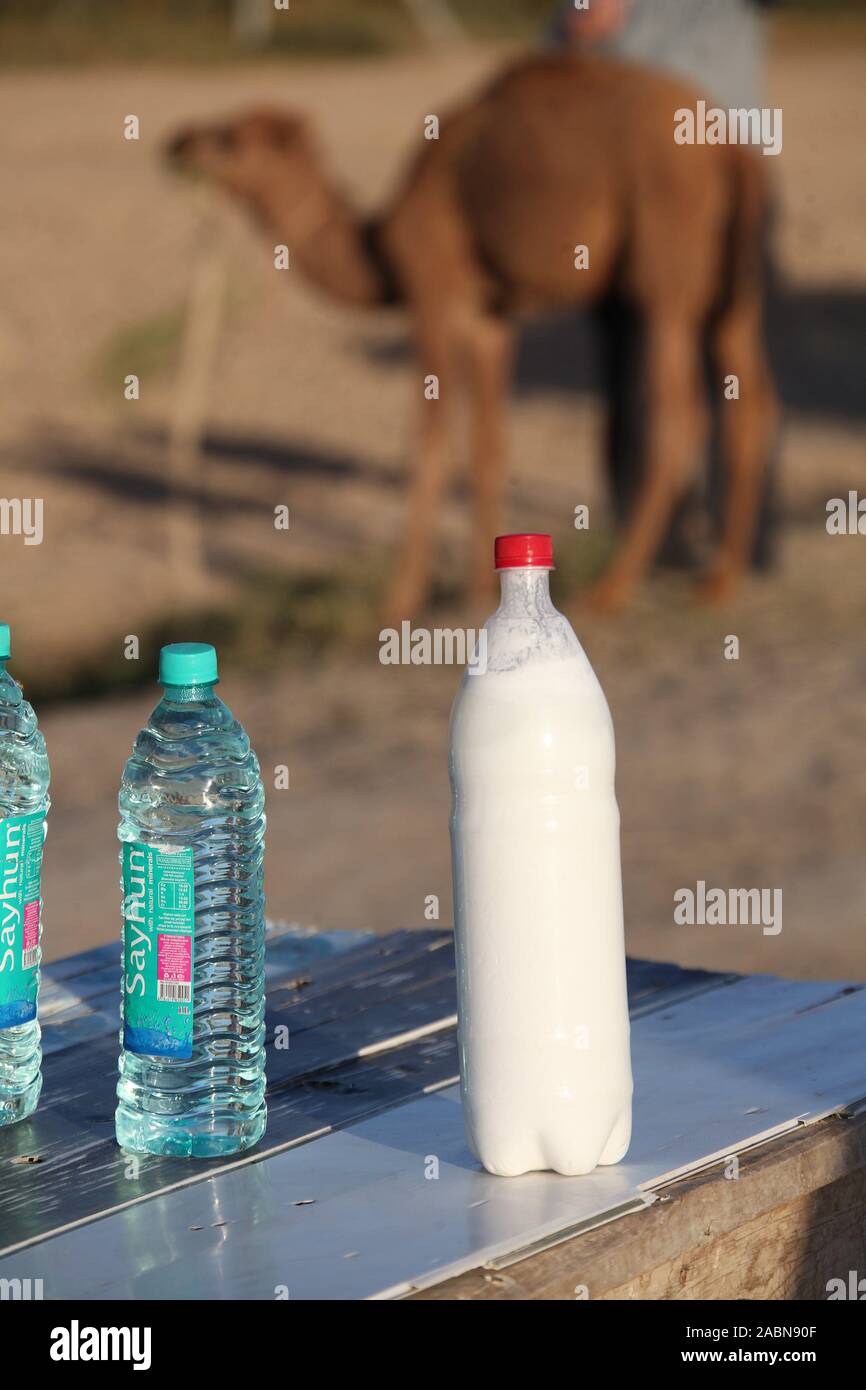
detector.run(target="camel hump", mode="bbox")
[477,51,710,115]
[396,53,710,201]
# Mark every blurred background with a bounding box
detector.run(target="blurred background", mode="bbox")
[1,0,864,978]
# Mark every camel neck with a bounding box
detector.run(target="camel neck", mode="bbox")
[253,181,392,308]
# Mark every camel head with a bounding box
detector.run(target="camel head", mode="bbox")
[167,108,319,205]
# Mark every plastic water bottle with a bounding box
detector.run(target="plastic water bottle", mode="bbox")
[449,535,632,1176]
[116,643,267,1157]
[0,623,50,1128]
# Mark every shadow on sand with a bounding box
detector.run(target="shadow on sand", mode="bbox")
[20,283,863,527]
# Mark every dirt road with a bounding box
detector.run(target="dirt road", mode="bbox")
[1,36,864,980]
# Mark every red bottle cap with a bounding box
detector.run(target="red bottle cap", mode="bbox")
[494,533,555,570]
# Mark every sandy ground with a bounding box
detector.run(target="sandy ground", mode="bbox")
[1,35,865,980]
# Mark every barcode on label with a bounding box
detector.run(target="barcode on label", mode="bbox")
[22,948,38,970]
[157,980,191,1002]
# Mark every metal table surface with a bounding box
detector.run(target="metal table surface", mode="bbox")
[1,926,863,1299]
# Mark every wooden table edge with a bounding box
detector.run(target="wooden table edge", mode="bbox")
[408,1107,866,1300]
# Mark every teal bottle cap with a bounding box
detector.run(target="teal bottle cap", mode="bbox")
[0,624,10,660]
[159,642,218,686]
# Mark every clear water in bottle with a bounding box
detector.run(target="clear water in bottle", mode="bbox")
[115,642,267,1157]
[0,622,50,1128]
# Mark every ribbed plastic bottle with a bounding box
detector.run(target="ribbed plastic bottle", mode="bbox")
[115,643,267,1157]
[449,535,632,1177]
[0,623,50,1128]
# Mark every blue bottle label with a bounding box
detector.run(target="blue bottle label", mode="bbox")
[0,811,45,1030]
[122,842,195,1059]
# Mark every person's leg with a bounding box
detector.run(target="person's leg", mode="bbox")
[596,292,644,528]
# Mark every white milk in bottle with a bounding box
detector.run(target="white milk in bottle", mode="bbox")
[449,534,632,1176]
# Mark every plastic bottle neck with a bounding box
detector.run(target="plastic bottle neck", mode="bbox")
[160,681,219,704]
[0,663,19,700]
[497,567,556,620]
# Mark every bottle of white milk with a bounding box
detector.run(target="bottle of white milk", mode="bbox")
[449,534,632,1176]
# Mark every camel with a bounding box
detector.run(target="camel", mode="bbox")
[168,54,778,617]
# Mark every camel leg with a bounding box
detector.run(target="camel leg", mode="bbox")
[382,315,455,624]
[698,300,778,604]
[463,312,514,604]
[585,315,706,614]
